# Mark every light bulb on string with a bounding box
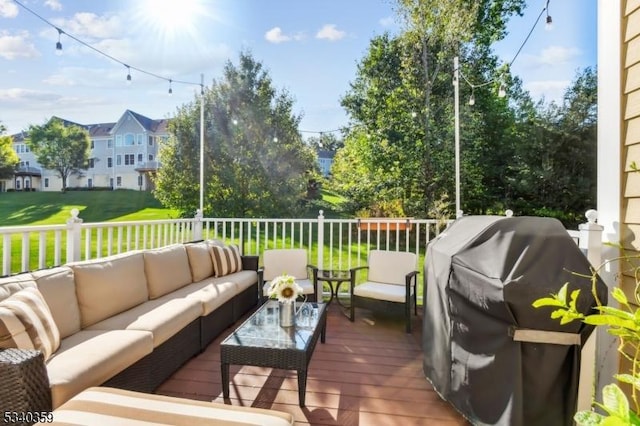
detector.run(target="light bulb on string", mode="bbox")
[55,27,63,55]
[498,84,507,98]
[468,92,475,106]
[125,66,132,85]
[168,79,173,96]
[545,0,553,30]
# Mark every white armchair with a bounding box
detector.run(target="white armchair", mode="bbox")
[350,250,418,333]
[260,249,318,303]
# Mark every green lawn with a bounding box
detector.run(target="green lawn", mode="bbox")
[0,190,180,226]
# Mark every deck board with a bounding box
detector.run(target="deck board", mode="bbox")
[156,305,469,425]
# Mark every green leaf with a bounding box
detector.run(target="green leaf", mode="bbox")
[584,315,636,330]
[612,288,629,306]
[574,410,604,426]
[570,289,581,311]
[614,374,640,391]
[532,297,566,308]
[601,384,630,421]
[557,283,568,305]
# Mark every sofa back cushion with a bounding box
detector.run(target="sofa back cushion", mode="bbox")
[69,251,149,328]
[0,287,60,361]
[143,244,193,299]
[209,244,242,277]
[31,266,81,339]
[0,273,37,302]
[185,242,214,282]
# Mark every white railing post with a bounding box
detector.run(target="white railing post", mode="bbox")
[576,209,605,413]
[193,209,203,241]
[578,209,603,266]
[316,210,325,298]
[66,208,83,263]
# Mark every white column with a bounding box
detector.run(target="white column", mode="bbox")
[316,210,325,297]
[453,56,461,217]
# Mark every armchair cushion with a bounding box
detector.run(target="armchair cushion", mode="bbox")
[367,250,417,285]
[353,281,413,303]
[263,278,315,298]
[209,245,242,277]
[0,287,60,361]
[263,249,309,280]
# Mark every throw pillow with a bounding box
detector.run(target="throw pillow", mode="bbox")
[0,287,61,361]
[209,244,242,277]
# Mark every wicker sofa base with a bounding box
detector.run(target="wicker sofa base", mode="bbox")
[103,318,201,393]
[0,349,52,418]
[232,283,259,322]
[200,302,234,350]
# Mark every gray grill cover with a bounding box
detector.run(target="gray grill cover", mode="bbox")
[423,216,607,426]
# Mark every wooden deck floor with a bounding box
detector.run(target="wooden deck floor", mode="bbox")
[156,304,469,426]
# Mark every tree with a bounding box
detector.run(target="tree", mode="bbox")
[0,123,19,180]
[154,51,317,217]
[26,118,91,191]
[306,133,343,153]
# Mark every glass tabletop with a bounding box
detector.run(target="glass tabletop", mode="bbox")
[221,300,325,350]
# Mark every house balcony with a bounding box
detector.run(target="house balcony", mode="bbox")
[135,160,161,172]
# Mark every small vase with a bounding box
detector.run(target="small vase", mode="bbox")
[279,301,295,327]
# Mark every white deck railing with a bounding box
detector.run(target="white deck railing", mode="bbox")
[0,209,602,277]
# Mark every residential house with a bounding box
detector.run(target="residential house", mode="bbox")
[6,110,169,192]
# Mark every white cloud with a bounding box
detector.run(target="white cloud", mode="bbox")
[316,24,346,41]
[265,27,291,43]
[0,88,62,103]
[533,45,582,66]
[44,0,62,11]
[53,12,123,39]
[0,31,39,60]
[0,0,18,18]
[525,79,570,103]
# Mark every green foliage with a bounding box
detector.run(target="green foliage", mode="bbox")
[26,118,91,190]
[533,253,640,425]
[0,125,19,179]
[154,51,317,217]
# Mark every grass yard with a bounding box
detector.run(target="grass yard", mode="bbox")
[0,190,180,227]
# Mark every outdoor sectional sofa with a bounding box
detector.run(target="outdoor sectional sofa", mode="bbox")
[0,239,261,414]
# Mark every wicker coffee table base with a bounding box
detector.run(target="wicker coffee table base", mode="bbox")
[221,305,327,407]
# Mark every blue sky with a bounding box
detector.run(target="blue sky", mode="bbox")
[0,0,596,136]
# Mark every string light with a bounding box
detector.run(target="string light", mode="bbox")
[545,0,553,31]
[468,92,475,106]
[55,27,63,54]
[498,84,506,98]
[12,0,203,96]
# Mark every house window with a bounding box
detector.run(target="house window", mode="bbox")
[148,154,154,161]
[24,145,29,153]
[15,180,20,190]
[25,161,29,167]
[137,134,144,145]
[88,178,93,188]
[148,136,154,146]
[109,178,113,188]
[90,140,94,149]
[116,155,122,166]
[107,139,113,148]
[116,176,122,187]
[124,134,135,146]
[137,153,143,163]
[138,175,143,186]
[107,157,113,168]
[44,178,49,188]
[88,158,94,168]
[116,135,122,147]
[25,179,30,189]
[125,154,135,165]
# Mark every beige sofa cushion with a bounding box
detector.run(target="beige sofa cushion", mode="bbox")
[0,273,36,301]
[185,242,214,282]
[46,329,153,409]
[143,244,193,299]
[86,294,202,347]
[40,387,294,425]
[221,270,259,292]
[0,287,60,361]
[69,251,149,328]
[170,279,237,316]
[31,266,80,339]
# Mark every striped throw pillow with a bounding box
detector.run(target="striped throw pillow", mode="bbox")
[0,287,60,361]
[209,244,242,277]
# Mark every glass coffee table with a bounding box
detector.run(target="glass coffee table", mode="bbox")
[220,300,327,407]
